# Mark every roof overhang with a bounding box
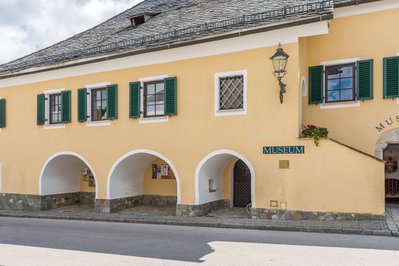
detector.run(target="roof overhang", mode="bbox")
[0,13,333,81]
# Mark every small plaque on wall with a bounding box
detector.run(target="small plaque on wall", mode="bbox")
[279,160,290,169]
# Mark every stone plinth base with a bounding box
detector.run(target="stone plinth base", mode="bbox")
[250,208,385,221]
[176,199,230,217]
[95,195,178,213]
[0,192,96,211]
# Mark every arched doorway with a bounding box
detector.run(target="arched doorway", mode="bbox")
[195,150,255,215]
[233,160,252,208]
[39,152,98,210]
[383,144,399,205]
[106,149,180,213]
[376,129,399,205]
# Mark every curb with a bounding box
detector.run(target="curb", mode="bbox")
[0,212,397,237]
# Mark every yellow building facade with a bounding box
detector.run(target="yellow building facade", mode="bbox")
[0,0,392,220]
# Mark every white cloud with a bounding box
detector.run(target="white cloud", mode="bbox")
[0,0,143,64]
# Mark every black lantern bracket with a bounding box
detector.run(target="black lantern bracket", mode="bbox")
[270,43,289,104]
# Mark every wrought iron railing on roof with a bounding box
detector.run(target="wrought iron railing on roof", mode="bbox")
[1,0,333,74]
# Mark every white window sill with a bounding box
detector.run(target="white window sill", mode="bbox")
[320,101,360,110]
[215,109,247,117]
[86,120,111,127]
[139,116,169,124]
[44,124,66,130]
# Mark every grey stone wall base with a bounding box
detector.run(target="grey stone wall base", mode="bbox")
[251,208,385,221]
[41,193,80,211]
[176,199,230,217]
[95,195,178,213]
[0,192,96,211]
[142,195,177,207]
[95,196,142,213]
[0,193,42,211]
[79,192,95,205]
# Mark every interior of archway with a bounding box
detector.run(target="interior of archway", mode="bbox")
[384,144,399,205]
[108,154,178,212]
[41,155,96,210]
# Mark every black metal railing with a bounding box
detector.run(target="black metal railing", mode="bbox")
[0,0,333,74]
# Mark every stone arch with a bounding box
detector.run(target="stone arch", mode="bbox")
[107,149,181,204]
[195,150,256,207]
[375,128,399,159]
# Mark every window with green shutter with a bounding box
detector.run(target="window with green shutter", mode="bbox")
[384,56,399,98]
[37,94,46,125]
[309,60,374,104]
[143,80,166,117]
[357,60,373,100]
[308,65,323,104]
[325,63,356,103]
[61,90,71,123]
[49,93,62,124]
[164,77,177,116]
[129,82,141,119]
[78,88,87,122]
[106,84,118,120]
[0,99,6,129]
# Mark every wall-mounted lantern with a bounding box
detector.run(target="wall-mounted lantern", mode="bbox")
[270,43,289,104]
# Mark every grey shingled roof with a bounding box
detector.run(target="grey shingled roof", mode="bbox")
[334,0,381,6]
[0,0,339,76]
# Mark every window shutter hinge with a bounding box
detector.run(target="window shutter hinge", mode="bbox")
[45,98,48,101]
[86,92,90,95]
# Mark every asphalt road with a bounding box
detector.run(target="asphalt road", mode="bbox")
[0,217,399,265]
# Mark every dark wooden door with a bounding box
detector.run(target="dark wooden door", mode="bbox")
[233,160,251,207]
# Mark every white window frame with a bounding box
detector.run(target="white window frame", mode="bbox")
[0,96,3,132]
[319,58,361,110]
[85,82,111,127]
[0,163,2,193]
[301,76,307,97]
[43,88,66,129]
[214,70,248,116]
[138,75,170,124]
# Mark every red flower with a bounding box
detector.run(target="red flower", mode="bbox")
[307,125,316,129]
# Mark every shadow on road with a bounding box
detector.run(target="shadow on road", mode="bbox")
[0,217,398,263]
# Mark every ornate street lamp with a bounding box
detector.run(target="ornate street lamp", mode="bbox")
[270,43,289,103]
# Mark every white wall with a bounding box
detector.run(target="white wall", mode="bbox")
[197,154,235,205]
[41,155,86,195]
[108,153,156,199]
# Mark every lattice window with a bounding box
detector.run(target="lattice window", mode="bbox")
[219,75,244,110]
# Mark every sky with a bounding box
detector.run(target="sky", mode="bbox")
[0,0,144,65]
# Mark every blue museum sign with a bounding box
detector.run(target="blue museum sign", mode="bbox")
[263,146,305,155]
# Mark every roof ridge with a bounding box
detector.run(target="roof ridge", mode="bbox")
[0,0,335,75]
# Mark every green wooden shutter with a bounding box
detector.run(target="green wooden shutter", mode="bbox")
[308,66,323,104]
[384,56,399,98]
[129,82,141,119]
[61,90,71,123]
[164,77,177,116]
[0,99,5,128]
[106,84,118,120]
[37,94,45,125]
[357,59,373,100]
[78,88,87,122]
